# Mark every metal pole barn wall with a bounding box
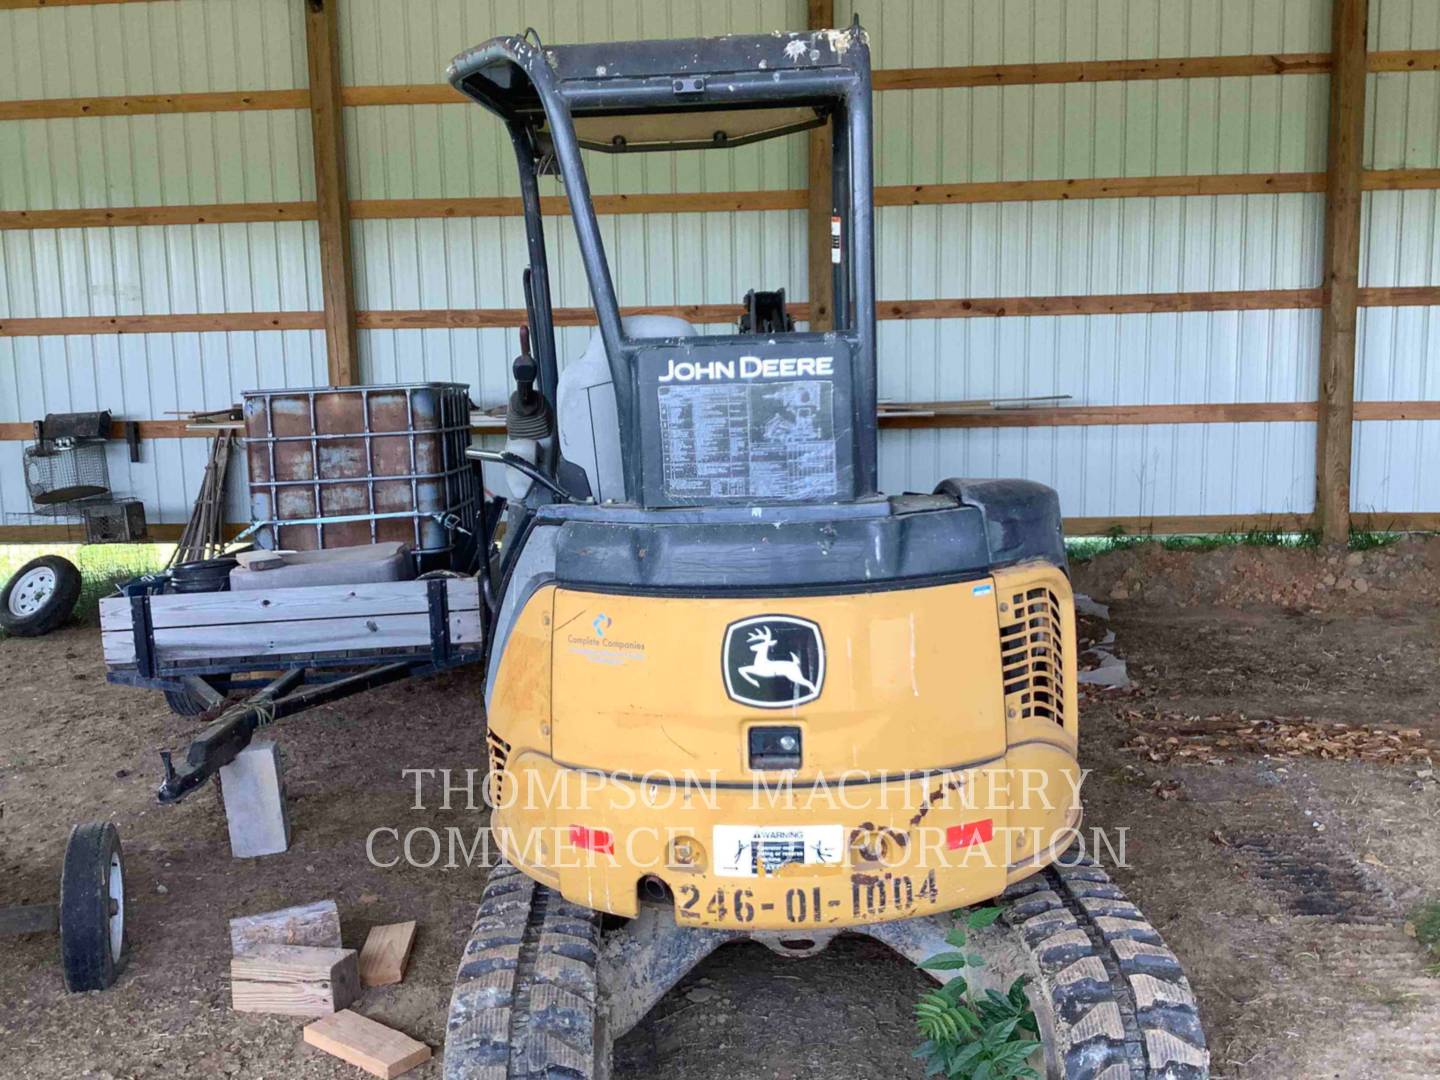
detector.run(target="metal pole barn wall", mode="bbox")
[0,0,1438,539]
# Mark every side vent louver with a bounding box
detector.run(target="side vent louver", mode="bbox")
[998,586,1064,725]
[486,731,512,806]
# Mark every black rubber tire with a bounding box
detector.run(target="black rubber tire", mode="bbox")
[0,555,81,637]
[445,861,607,1079]
[59,821,127,992]
[1002,857,1209,1079]
[163,687,213,717]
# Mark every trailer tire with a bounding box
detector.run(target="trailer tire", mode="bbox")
[0,555,81,637]
[59,821,127,992]
[163,688,211,717]
[445,861,608,1079]
[1002,856,1209,1079]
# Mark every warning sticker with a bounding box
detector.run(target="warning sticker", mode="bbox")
[713,824,844,877]
[656,379,837,500]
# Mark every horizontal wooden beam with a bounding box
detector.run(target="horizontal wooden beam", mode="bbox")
[1367,50,1440,72]
[1069,511,1440,535]
[1,511,1430,545]
[0,402,1431,445]
[341,50,1440,110]
[8,50,1440,124]
[355,303,761,330]
[0,89,307,121]
[1357,285,1440,307]
[8,168,1440,234]
[6,284,1440,339]
[0,202,317,230]
[879,402,1316,428]
[1353,400,1440,420]
[0,0,155,8]
[0,311,323,336]
[351,189,807,219]
[873,53,1333,91]
[0,419,198,440]
[885,289,1321,319]
[1065,513,1317,536]
[341,84,460,107]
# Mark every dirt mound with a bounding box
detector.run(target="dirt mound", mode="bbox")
[1072,535,1440,611]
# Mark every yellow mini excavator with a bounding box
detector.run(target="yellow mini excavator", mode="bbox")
[444,22,1208,1080]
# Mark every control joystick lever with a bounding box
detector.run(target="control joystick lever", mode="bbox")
[507,325,552,438]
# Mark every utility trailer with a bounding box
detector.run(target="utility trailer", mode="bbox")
[101,574,486,801]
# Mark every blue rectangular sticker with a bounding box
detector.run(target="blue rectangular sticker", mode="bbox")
[972,583,994,596]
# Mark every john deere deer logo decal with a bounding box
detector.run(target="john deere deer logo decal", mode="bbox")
[723,615,825,708]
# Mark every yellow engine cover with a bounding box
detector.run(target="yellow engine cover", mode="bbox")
[485,561,1080,929]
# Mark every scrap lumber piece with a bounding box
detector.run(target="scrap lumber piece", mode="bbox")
[231,945,360,1016]
[230,899,342,954]
[358,920,416,987]
[304,1010,432,1078]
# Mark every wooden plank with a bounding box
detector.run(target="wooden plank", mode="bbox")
[1368,49,1440,72]
[230,901,342,955]
[1066,511,1440,536]
[231,945,360,1017]
[872,53,1332,91]
[1316,0,1368,545]
[806,0,836,332]
[1357,285,1440,307]
[878,402,1316,429]
[1353,400,1440,420]
[358,921,416,988]
[305,0,358,386]
[11,168,1437,238]
[2,51,1432,127]
[0,419,193,440]
[136,578,480,629]
[7,169,1440,238]
[0,89,307,122]
[1362,168,1440,191]
[877,172,1324,205]
[880,288,1322,319]
[0,312,324,337]
[0,0,156,8]
[105,608,483,665]
[0,202,318,230]
[1350,511,1440,531]
[1064,513,1315,536]
[342,83,461,106]
[304,1010,432,1078]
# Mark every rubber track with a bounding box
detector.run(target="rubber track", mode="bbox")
[445,862,605,1080]
[1001,857,1210,1080]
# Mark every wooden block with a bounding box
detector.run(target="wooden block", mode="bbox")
[220,742,292,859]
[231,945,360,1016]
[358,921,416,987]
[304,1009,432,1078]
[230,899,341,955]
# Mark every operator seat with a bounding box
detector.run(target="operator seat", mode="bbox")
[557,314,695,504]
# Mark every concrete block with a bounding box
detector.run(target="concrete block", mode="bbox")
[220,741,291,858]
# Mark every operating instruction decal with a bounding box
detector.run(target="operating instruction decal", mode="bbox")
[656,377,838,500]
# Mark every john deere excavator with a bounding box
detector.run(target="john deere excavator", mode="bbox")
[444,23,1209,1080]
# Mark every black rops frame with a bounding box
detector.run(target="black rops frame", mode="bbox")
[447,26,878,503]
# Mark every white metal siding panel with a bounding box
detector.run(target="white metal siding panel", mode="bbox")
[1355,0,1440,514]
[341,0,809,405]
[2,0,1437,528]
[0,0,314,526]
[847,0,1333,517]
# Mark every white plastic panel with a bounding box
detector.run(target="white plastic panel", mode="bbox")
[1,0,1437,528]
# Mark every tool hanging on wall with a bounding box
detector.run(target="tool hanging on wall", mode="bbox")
[167,432,234,568]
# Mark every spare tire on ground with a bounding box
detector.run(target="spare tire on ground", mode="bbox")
[0,554,82,637]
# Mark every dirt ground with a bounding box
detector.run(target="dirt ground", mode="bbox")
[1,539,1438,1079]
